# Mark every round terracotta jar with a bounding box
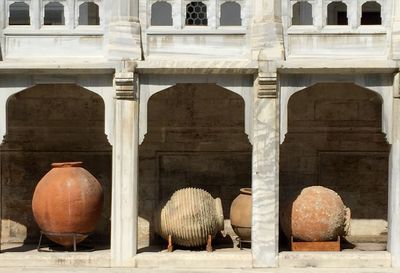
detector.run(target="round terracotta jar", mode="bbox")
[280,186,350,242]
[32,162,104,247]
[230,188,252,241]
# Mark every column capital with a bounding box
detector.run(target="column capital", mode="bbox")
[114,72,138,100]
[257,72,278,99]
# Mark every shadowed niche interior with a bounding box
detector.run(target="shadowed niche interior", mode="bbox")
[138,83,252,251]
[0,84,112,251]
[279,83,389,251]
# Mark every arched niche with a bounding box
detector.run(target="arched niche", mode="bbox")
[138,82,252,249]
[279,82,389,247]
[139,74,253,145]
[0,76,114,146]
[280,75,393,144]
[1,84,112,247]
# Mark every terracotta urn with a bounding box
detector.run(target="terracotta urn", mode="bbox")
[280,186,350,242]
[230,188,252,241]
[32,162,104,247]
[153,187,224,247]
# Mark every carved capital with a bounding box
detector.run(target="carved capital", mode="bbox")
[258,73,277,99]
[114,72,138,100]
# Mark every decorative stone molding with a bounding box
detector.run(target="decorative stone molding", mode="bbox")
[258,73,278,98]
[114,72,138,100]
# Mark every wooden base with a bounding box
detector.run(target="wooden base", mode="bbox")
[291,236,341,251]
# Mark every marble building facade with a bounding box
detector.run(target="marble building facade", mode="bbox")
[0,0,399,269]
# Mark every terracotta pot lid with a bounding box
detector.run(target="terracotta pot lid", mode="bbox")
[51,162,83,168]
[240,188,252,195]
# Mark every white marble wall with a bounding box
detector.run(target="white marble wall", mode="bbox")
[282,0,393,59]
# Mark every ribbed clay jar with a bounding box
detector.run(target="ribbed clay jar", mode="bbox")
[32,162,104,247]
[230,188,252,240]
[280,186,350,242]
[153,187,224,247]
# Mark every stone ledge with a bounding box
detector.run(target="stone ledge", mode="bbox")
[279,60,398,74]
[134,250,252,269]
[136,60,258,75]
[279,251,391,268]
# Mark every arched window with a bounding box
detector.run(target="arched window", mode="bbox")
[79,2,100,25]
[186,2,207,26]
[327,1,348,25]
[220,2,241,26]
[151,1,173,26]
[292,1,313,25]
[9,2,30,25]
[361,1,381,25]
[44,2,65,25]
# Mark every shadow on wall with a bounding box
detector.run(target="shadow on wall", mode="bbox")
[138,83,252,249]
[0,84,112,249]
[279,83,389,239]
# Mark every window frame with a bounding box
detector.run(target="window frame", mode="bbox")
[5,0,32,28]
[3,0,104,34]
[359,0,382,26]
[146,0,248,34]
[291,1,313,26]
[75,0,103,28]
[286,0,387,34]
[42,0,66,27]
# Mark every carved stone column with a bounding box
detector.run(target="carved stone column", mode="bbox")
[389,74,400,267]
[111,66,139,266]
[108,0,142,60]
[251,72,279,268]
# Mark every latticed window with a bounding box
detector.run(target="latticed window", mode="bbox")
[186,2,207,26]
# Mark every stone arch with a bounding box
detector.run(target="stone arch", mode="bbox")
[280,79,392,144]
[1,80,114,146]
[139,75,253,145]
[1,83,112,248]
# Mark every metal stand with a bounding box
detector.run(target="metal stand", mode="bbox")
[37,231,91,252]
[236,237,251,250]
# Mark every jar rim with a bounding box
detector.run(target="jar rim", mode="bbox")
[240,188,252,195]
[51,162,83,168]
